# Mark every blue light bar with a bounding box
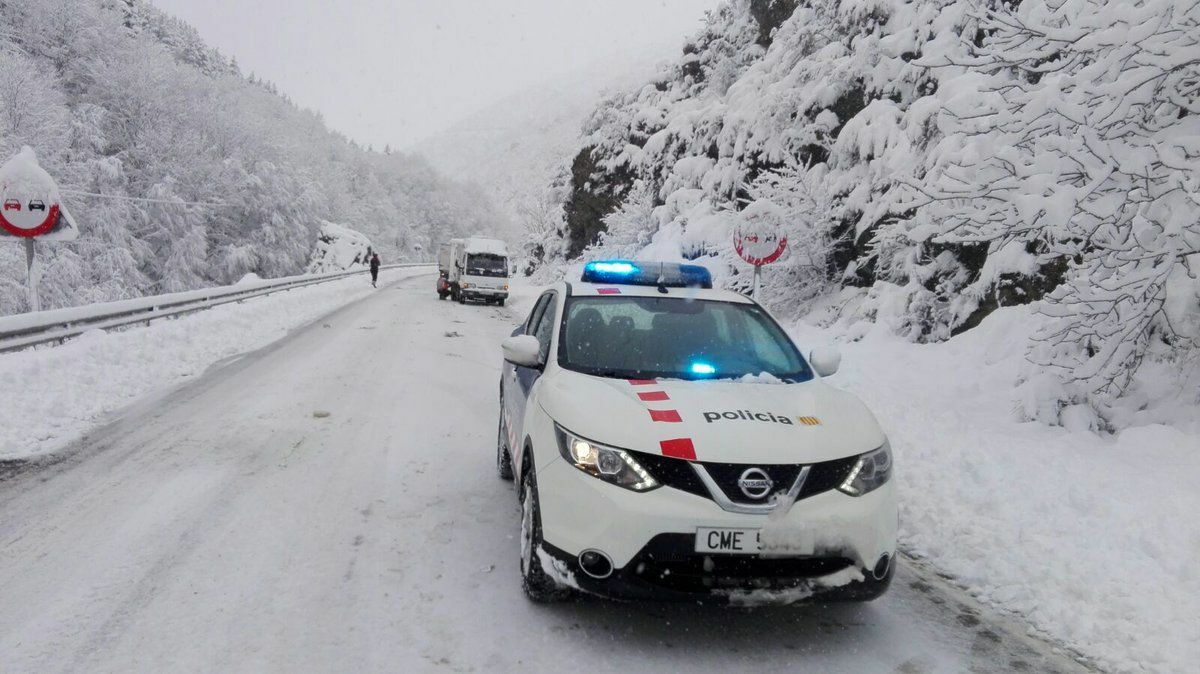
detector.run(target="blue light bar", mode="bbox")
[588,261,639,275]
[690,362,717,375]
[581,260,713,289]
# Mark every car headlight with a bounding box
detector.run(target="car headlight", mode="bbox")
[838,441,893,496]
[554,425,660,492]
[462,282,473,289]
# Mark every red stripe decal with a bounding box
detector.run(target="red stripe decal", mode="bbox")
[597,288,621,295]
[637,391,670,402]
[627,379,657,386]
[648,409,682,423]
[660,438,697,460]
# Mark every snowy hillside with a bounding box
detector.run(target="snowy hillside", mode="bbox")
[533,0,1200,430]
[0,0,497,315]
[414,54,667,248]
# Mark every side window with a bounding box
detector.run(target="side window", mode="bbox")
[532,293,558,361]
[525,294,551,334]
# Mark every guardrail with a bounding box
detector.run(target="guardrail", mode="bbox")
[0,263,434,354]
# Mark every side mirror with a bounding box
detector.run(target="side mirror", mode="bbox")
[502,335,543,368]
[809,347,842,377]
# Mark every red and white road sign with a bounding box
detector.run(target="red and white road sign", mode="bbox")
[0,146,78,241]
[733,201,786,266]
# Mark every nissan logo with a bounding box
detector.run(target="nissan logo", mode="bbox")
[737,468,774,500]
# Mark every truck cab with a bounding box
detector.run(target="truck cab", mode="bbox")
[448,237,510,305]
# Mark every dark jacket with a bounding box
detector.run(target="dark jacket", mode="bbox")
[370,255,381,272]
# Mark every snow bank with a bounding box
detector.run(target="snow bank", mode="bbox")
[0,268,427,462]
[790,306,1200,673]
[306,221,373,274]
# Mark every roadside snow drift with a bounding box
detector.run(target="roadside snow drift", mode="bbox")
[792,304,1200,674]
[0,269,427,462]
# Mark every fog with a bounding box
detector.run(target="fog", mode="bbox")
[150,0,719,148]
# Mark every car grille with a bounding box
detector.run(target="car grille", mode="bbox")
[632,451,859,505]
[702,463,805,504]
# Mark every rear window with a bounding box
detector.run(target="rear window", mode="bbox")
[557,296,813,382]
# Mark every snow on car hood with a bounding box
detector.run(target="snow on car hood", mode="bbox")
[539,369,886,464]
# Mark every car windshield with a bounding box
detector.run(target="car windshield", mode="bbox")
[466,254,508,277]
[558,296,813,382]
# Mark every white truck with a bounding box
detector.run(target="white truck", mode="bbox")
[438,237,510,305]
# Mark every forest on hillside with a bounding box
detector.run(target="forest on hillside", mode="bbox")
[529,0,1200,429]
[0,0,495,315]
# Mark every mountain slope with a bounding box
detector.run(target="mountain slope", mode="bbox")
[0,0,496,314]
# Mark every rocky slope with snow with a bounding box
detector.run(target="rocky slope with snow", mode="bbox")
[533,0,1200,429]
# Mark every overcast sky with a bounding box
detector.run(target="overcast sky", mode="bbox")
[150,0,719,149]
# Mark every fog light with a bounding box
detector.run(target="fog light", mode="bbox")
[873,553,892,580]
[578,549,613,579]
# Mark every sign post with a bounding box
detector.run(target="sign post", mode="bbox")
[732,201,787,300]
[0,146,80,312]
[24,239,39,312]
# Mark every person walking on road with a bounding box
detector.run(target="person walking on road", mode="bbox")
[370,253,381,288]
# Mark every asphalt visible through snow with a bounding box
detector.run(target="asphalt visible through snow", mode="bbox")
[0,275,1093,673]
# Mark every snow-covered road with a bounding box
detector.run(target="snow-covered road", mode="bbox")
[0,275,1090,673]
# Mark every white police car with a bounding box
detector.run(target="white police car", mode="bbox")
[497,261,897,603]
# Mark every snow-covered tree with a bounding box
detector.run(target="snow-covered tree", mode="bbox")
[909,0,1200,424]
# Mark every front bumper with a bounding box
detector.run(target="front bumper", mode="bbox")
[461,287,508,300]
[536,455,897,602]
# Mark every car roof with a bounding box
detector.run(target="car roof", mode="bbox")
[565,281,754,304]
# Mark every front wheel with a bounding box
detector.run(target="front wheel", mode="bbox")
[519,468,571,602]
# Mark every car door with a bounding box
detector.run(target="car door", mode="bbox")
[503,291,555,457]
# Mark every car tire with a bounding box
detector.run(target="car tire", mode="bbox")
[497,407,514,481]
[519,467,571,602]
[497,298,506,306]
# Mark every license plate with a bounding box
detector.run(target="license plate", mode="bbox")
[695,527,760,554]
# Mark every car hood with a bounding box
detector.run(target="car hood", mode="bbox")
[539,369,886,464]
